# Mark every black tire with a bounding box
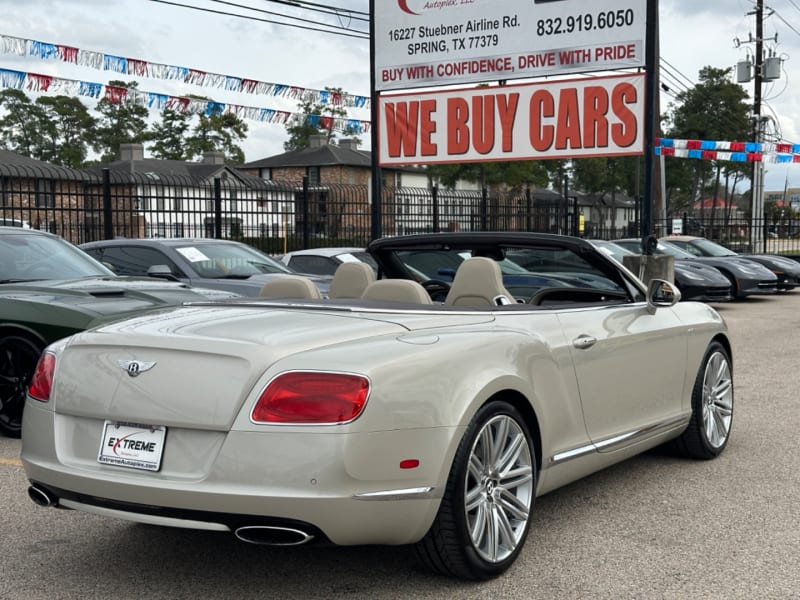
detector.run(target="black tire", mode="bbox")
[415,401,536,580]
[670,341,733,459]
[720,272,741,299]
[0,334,45,438]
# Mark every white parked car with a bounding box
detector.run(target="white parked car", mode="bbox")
[22,232,733,580]
[0,217,32,228]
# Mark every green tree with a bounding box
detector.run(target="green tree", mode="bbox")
[663,66,752,217]
[149,109,191,160]
[570,156,644,198]
[283,87,361,151]
[0,89,46,157]
[36,96,96,167]
[93,80,152,163]
[427,160,551,191]
[184,109,248,164]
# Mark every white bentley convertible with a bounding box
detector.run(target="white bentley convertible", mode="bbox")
[21,233,733,580]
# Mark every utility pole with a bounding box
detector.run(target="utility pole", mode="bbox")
[751,0,765,253]
[736,0,780,251]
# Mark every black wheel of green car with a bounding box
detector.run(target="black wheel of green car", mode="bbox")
[415,401,536,580]
[0,334,44,438]
[670,341,733,459]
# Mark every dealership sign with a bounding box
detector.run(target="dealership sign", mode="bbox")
[374,0,648,91]
[378,73,645,166]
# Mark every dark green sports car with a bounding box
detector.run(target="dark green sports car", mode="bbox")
[0,227,237,437]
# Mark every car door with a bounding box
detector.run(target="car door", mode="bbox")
[556,301,688,447]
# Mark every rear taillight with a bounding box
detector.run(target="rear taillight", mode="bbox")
[252,371,370,424]
[28,352,56,402]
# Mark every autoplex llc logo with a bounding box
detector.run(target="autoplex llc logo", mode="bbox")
[397,0,468,16]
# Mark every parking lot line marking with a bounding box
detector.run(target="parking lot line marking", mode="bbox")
[0,457,23,467]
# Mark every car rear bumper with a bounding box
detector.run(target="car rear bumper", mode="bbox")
[21,403,451,546]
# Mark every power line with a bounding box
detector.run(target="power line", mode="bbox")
[212,0,369,23]
[0,32,373,105]
[658,69,691,96]
[660,57,696,89]
[770,7,800,38]
[282,0,369,20]
[259,0,369,19]
[145,0,369,39]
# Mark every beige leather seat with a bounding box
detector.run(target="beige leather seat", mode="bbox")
[259,275,322,299]
[361,279,433,304]
[329,262,376,299]
[444,257,515,307]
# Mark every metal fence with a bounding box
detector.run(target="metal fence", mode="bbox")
[2,163,799,256]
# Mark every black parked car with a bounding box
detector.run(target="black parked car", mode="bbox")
[665,236,800,291]
[614,238,777,299]
[590,240,733,302]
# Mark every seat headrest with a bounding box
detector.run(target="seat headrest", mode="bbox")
[444,257,514,307]
[329,261,376,299]
[259,275,322,299]
[361,279,433,304]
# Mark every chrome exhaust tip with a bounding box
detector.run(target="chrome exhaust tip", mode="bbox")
[28,485,57,508]
[234,525,314,546]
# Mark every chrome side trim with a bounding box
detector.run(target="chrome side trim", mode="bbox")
[353,486,438,501]
[549,414,691,466]
[59,499,231,531]
[549,443,596,465]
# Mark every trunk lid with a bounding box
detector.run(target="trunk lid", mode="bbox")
[53,304,490,429]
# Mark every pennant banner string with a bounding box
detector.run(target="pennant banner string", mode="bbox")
[0,33,371,112]
[655,138,800,164]
[0,68,371,134]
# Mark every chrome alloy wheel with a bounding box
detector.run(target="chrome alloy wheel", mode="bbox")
[464,414,534,563]
[701,350,733,449]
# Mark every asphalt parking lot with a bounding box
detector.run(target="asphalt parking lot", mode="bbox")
[1,293,798,599]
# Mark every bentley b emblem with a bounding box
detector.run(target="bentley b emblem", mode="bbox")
[118,360,157,377]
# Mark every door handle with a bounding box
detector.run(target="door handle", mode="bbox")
[573,335,597,349]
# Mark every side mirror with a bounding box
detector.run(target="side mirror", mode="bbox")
[646,279,681,311]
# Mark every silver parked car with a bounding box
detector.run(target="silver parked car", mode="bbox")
[22,232,733,580]
[81,238,331,297]
[277,247,378,277]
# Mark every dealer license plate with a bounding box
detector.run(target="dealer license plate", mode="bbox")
[98,421,166,472]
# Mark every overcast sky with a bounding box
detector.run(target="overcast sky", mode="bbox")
[3,0,800,192]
